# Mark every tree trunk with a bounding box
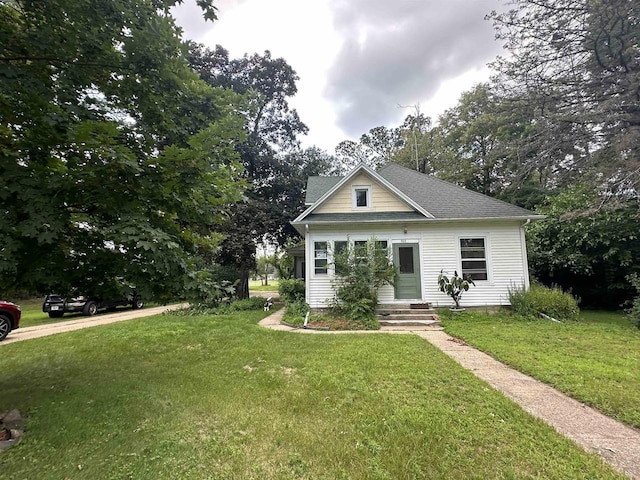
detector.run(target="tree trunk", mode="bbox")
[238,267,250,299]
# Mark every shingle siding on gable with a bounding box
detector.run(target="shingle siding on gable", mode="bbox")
[313,172,413,214]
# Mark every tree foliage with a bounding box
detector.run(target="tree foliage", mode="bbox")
[0,0,245,299]
[335,125,403,170]
[527,186,640,308]
[489,0,640,192]
[189,44,309,297]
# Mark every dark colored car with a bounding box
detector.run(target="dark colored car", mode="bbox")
[0,300,21,341]
[42,291,143,318]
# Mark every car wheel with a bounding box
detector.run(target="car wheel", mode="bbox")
[83,301,98,316]
[0,315,11,341]
[132,298,144,310]
[48,311,64,318]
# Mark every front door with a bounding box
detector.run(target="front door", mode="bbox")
[393,243,421,299]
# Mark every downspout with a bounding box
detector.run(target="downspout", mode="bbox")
[520,218,531,289]
[305,224,310,305]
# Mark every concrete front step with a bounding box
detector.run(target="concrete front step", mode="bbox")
[378,313,438,321]
[376,303,439,326]
[377,308,436,315]
[379,319,440,327]
[377,303,433,310]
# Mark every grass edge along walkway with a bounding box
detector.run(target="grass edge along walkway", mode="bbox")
[259,309,640,480]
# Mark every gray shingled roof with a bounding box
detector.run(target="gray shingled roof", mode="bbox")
[378,163,536,219]
[304,163,538,220]
[305,176,343,204]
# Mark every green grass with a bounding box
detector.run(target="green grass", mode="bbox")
[0,310,622,479]
[249,279,279,291]
[442,309,640,428]
[14,297,67,328]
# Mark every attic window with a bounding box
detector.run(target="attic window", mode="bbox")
[352,185,371,209]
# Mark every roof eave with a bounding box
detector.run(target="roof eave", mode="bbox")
[291,214,545,227]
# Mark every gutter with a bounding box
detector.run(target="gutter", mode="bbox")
[291,215,546,226]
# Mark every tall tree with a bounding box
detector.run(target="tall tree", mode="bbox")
[335,125,403,170]
[436,84,513,195]
[189,44,308,298]
[489,0,640,193]
[392,111,439,174]
[0,0,245,298]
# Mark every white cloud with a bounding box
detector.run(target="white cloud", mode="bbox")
[172,0,502,152]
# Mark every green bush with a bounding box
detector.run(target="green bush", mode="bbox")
[332,237,395,323]
[626,274,640,328]
[175,296,266,316]
[509,283,580,321]
[185,270,236,307]
[282,300,310,325]
[278,278,305,305]
[211,296,266,314]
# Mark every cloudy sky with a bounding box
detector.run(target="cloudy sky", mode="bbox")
[172,0,505,152]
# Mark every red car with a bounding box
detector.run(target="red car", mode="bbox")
[0,300,21,341]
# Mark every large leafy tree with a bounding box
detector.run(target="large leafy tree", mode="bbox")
[189,44,308,297]
[335,125,403,170]
[0,0,246,299]
[392,111,440,175]
[527,186,640,308]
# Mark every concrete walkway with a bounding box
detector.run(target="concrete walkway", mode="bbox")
[2,304,188,345]
[259,309,640,479]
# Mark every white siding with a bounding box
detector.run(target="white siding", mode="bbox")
[422,223,528,308]
[305,221,529,308]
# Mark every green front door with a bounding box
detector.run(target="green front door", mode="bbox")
[393,243,421,299]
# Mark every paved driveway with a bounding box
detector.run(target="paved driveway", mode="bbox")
[2,304,187,345]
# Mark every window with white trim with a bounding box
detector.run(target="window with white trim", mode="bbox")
[460,238,488,281]
[352,185,371,209]
[314,241,328,275]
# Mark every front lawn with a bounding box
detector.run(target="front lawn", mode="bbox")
[249,279,279,291]
[442,310,640,428]
[14,297,65,328]
[0,310,622,479]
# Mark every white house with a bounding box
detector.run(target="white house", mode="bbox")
[290,163,543,309]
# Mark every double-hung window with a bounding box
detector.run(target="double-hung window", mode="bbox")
[460,238,488,281]
[314,241,328,275]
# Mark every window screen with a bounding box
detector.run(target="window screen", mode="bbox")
[314,241,328,274]
[460,238,487,280]
[355,189,368,207]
